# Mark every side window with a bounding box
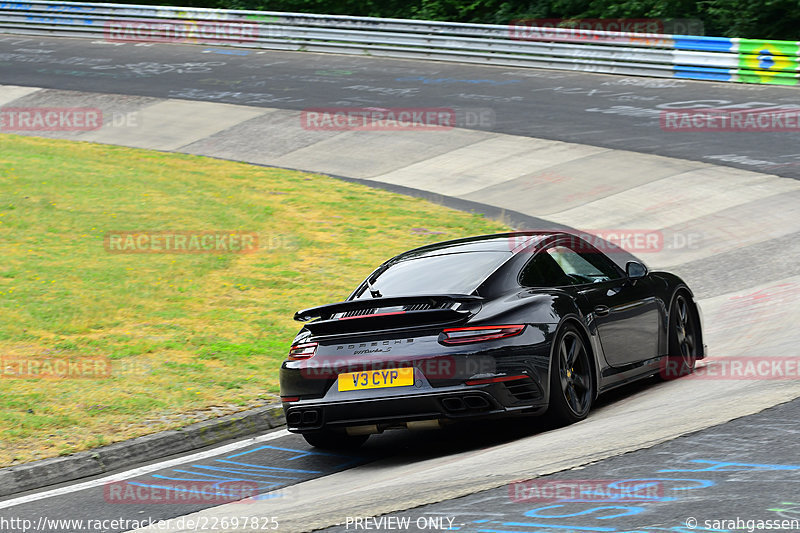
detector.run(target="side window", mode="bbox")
[519,249,573,287]
[520,239,624,288]
[548,242,623,283]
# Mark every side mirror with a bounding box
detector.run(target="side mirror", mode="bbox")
[626,261,648,280]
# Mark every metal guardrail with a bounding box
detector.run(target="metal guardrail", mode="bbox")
[0,0,797,85]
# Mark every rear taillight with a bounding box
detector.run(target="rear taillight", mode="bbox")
[288,342,318,360]
[465,374,528,386]
[440,325,525,345]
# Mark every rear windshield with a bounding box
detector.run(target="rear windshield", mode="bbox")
[354,251,510,298]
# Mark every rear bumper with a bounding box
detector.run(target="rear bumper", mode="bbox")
[283,381,547,433]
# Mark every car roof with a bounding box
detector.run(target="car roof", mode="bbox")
[391,231,562,261]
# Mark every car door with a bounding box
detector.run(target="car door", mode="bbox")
[546,240,661,367]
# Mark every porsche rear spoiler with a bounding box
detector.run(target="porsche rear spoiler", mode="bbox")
[294,294,483,335]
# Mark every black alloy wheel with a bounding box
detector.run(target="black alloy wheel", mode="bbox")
[547,324,594,425]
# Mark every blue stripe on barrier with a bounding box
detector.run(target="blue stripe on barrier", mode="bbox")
[674,35,734,52]
[25,15,96,25]
[674,65,733,81]
[0,2,34,10]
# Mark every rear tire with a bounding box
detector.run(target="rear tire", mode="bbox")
[659,293,699,380]
[546,324,595,426]
[302,430,369,450]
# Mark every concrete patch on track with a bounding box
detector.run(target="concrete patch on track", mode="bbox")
[0,87,268,149]
[0,85,41,106]
[641,189,800,268]
[181,109,341,164]
[269,128,492,180]
[78,99,268,150]
[546,166,800,231]
[373,135,608,197]
[1,87,160,140]
[701,275,800,355]
[670,237,800,300]
[458,150,697,215]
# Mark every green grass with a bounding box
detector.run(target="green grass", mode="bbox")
[0,134,509,465]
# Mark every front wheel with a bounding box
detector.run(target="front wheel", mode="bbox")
[660,293,699,380]
[302,430,369,450]
[546,324,595,426]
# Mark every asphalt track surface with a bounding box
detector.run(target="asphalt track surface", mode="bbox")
[1,35,800,179]
[0,391,580,532]
[3,393,799,533]
[321,396,800,533]
[0,384,652,533]
[1,34,800,533]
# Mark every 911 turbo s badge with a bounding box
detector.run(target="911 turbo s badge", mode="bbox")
[353,347,392,355]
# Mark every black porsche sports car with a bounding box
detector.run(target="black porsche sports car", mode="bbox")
[280,231,705,448]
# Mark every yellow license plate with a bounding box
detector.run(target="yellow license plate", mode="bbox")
[338,368,414,391]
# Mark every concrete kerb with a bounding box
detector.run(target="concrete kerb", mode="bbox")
[0,403,284,498]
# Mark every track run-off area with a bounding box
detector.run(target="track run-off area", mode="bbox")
[0,34,799,533]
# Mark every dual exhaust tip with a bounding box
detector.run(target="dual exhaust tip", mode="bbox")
[287,408,320,427]
[442,394,491,412]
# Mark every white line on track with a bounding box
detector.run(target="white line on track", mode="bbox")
[0,428,291,510]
